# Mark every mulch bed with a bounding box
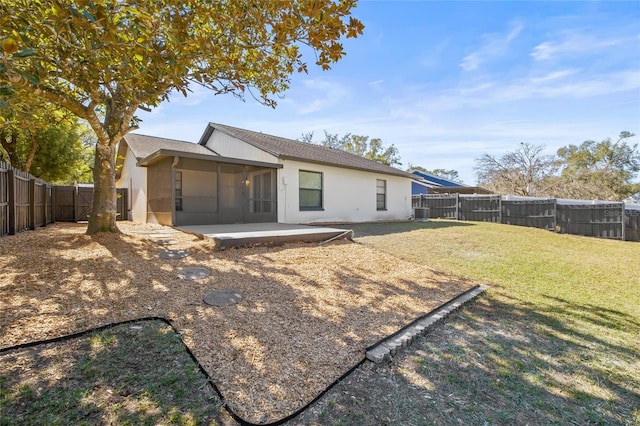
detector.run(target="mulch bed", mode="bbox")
[0,222,476,423]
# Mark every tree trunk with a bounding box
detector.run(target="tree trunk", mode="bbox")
[0,130,22,169]
[86,140,119,234]
[23,133,38,173]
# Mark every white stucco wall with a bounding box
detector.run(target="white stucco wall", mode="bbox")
[277,159,412,224]
[115,148,147,222]
[203,130,277,163]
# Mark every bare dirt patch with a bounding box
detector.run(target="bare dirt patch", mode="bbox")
[0,222,476,423]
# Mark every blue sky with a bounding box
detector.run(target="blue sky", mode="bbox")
[137,1,640,184]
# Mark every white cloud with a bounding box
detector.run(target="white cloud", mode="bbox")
[460,21,524,71]
[369,79,385,92]
[531,32,637,61]
[294,79,351,114]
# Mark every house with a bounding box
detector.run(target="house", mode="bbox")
[410,170,492,195]
[116,123,414,226]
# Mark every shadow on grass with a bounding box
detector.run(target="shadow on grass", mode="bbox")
[332,220,474,238]
[0,320,231,425]
[291,292,640,426]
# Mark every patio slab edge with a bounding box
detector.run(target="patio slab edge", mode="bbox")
[366,284,489,363]
[213,230,353,250]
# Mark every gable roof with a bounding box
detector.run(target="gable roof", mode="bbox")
[199,122,414,179]
[122,133,217,160]
[116,134,219,179]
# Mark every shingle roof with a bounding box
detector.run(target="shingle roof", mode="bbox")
[202,123,414,179]
[124,133,217,160]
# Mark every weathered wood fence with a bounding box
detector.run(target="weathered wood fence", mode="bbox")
[0,161,127,237]
[413,194,640,242]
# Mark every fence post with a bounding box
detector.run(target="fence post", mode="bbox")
[455,193,460,220]
[7,169,15,235]
[42,183,48,227]
[29,178,36,230]
[73,185,79,222]
[552,199,557,232]
[498,196,503,224]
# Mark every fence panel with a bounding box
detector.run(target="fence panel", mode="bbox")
[412,194,458,219]
[556,202,624,239]
[0,162,8,237]
[33,180,48,228]
[53,186,76,222]
[502,198,556,230]
[625,207,640,242]
[76,187,93,221]
[52,186,128,222]
[458,195,501,222]
[13,170,31,233]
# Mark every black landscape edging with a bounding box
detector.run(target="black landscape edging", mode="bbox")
[0,285,485,425]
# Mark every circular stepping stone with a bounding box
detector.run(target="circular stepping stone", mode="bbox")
[204,289,243,307]
[158,249,189,259]
[177,267,210,280]
[154,239,178,246]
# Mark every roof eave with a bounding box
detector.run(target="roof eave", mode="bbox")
[137,149,282,169]
[280,155,413,179]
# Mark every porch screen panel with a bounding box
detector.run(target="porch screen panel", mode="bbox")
[181,170,217,213]
[249,170,274,213]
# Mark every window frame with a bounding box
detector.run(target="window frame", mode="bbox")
[376,178,387,211]
[299,170,324,211]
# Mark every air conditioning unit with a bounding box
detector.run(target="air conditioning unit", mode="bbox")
[414,207,430,220]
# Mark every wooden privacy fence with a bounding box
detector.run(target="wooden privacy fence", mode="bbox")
[0,161,127,238]
[53,186,128,222]
[413,194,640,242]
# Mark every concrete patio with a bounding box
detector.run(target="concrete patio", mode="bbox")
[177,223,353,249]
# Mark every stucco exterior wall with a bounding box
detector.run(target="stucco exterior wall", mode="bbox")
[203,130,277,163]
[115,147,147,222]
[277,159,412,224]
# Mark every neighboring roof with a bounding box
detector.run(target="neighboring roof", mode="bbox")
[410,170,467,188]
[199,123,415,179]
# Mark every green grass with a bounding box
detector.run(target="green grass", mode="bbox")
[0,321,231,425]
[2,221,638,425]
[295,220,640,425]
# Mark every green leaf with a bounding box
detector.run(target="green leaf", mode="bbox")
[0,86,14,96]
[13,49,37,58]
[82,10,97,23]
[15,69,40,85]
[0,99,6,108]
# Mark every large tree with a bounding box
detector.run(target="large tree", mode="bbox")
[554,132,640,200]
[301,130,402,166]
[474,142,557,196]
[0,1,364,234]
[0,89,87,182]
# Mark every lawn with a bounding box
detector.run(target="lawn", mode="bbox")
[295,220,640,425]
[1,220,638,425]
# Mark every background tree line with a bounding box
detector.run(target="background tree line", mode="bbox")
[0,88,94,184]
[475,132,640,201]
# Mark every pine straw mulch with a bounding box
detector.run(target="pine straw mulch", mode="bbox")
[0,221,477,423]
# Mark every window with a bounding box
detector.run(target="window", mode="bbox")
[376,179,386,210]
[175,171,183,211]
[299,170,323,210]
